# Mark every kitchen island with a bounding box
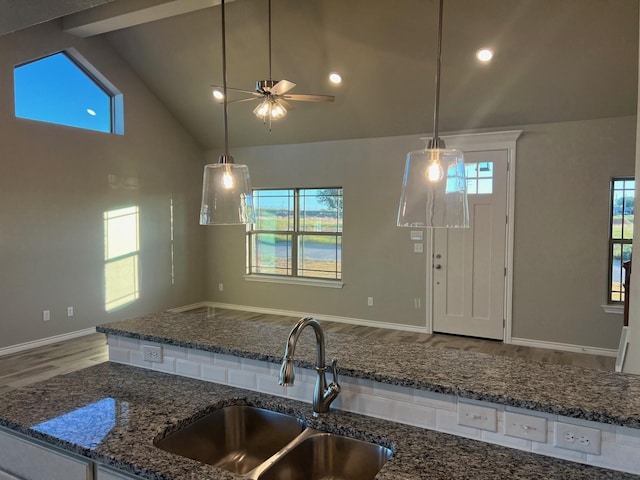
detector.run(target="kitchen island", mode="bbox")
[0,361,636,479]
[97,307,640,429]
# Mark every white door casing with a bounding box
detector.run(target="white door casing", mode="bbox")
[425,131,522,342]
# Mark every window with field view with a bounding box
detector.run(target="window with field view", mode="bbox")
[609,178,634,303]
[247,188,343,280]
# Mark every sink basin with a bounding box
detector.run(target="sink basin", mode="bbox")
[256,432,393,480]
[154,406,305,475]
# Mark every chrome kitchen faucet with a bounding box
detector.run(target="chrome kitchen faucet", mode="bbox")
[279,317,340,416]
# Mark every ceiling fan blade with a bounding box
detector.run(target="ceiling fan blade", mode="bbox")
[270,79,296,95]
[281,93,335,103]
[209,84,262,96]
[226,97,261,104]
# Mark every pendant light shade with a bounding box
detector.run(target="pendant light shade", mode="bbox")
[200,155,254,225]
[199,0,254,226]
[397,145,468,228]
[396,0,469,229]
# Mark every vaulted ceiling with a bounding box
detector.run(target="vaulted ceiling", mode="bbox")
[4,0,639,149]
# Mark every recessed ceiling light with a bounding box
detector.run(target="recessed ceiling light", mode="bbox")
[212,89,224,100]
[86,108,96,116]
[329,72,342,84]
[476,48,494,62]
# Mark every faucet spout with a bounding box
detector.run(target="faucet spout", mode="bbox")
[278,317,340,416]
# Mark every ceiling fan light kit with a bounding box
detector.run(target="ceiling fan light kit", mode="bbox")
[200,0,254,226]
[397,0,469,229]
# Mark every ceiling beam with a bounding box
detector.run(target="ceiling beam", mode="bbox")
[0,0,115,36]
[62,0,236,37]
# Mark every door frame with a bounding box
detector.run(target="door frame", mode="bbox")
[424,130,523,343]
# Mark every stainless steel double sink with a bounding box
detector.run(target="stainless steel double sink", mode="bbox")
[155,405,393,480]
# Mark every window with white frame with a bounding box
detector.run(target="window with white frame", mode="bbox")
[247,188,343,280]
[609,177,634,303]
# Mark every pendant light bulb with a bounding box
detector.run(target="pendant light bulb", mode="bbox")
[222,168,234,189]
[426,158,445,183]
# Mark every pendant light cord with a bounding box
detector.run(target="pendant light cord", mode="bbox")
[221,0,230,156]
[268,0,272,81]
[432,0,444,145]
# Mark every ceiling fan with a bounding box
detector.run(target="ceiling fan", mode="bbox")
[211,0,335,128]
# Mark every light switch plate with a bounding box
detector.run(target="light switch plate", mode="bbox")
[410,230,423,241]
[457,402,497,432]
[504,411,547,443]
[413,243,424,253]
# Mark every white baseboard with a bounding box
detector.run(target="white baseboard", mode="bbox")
[196,302,430,334]
[510,337,618,357]
[168,301,211,313]
[173,302,617,357]
[0,327,97,358]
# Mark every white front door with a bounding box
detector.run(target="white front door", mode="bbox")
[432,149,509,340]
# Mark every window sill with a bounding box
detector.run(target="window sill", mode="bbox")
[601,304,624,315]
[244,274,344,289]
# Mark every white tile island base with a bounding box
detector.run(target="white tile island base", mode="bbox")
[107,334,640,475]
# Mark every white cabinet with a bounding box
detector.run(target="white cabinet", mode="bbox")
[0,428,145,480]
[0,428,91,480]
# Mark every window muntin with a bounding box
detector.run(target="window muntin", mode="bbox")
[465,162,494,194]
[14,51,121,134]
[248,188,343,280]
[609,178,634,303]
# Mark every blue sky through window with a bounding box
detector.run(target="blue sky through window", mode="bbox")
[14,52,112,133]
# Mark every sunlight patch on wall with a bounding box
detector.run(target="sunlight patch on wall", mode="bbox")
[104,206,140,312]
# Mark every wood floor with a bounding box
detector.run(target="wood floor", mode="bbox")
[0,308,615,396]
[0,333,107,396]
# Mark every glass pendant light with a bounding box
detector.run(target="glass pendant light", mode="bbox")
[397,0,469,229]
[200,0,254,225]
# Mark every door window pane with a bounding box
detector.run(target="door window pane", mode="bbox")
[465,162,493,194]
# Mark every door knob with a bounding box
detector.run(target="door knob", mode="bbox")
[435,254,442,259]
[434,264,442,269]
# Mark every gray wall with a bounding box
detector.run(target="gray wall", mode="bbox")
[0,21,205,349]
[204,135,428,328]
[512,117,635,348]
[205,116,636,349]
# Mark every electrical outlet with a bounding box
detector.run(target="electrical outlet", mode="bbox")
[142,345,163,363]
[554,422,601,455]
[458,402,497,432]
[218,283,224,292]
[67,306,74,317]
[42,310,50,322]
[367,296,374,307]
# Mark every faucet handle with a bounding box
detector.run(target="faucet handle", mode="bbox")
[330,358,340,388]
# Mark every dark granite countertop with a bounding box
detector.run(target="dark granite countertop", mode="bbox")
[0,362,636,479]
[96,308,640,429]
